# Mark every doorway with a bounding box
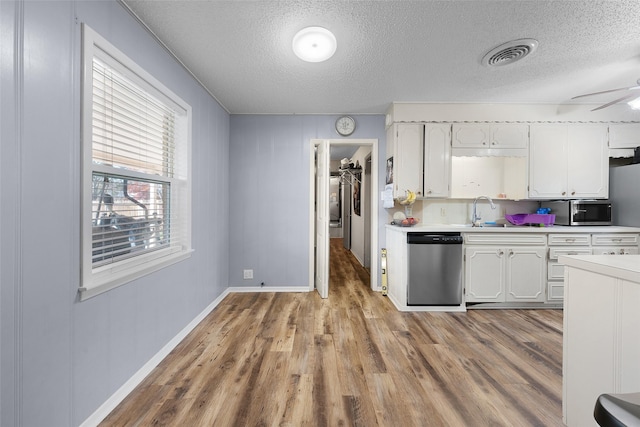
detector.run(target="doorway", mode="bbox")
[308,139,379,297]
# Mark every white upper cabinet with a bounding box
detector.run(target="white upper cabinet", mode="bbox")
[491,124,529,149]
[609,123,640,148]
[567,125,609,198]
[529,124,608,199]
[392,123,424,198]
[388,123,451,200]
[529,125,568,198]
[423,124,451,198]
[452,123,529,150]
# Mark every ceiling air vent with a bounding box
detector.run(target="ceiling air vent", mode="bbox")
[482,39,538,67]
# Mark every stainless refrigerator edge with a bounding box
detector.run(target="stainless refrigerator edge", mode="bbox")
[609,163,640,227]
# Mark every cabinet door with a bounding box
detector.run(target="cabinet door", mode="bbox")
[423,123,451,198]
[490,124,529,149]
[465,247,504,302]
[452,124,489,148]
[505,247,546,302]
[528,124,568,198]
[567,124,609,198]
[394,123,424,198]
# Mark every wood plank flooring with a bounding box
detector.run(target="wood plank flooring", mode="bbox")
[101,238,564,426]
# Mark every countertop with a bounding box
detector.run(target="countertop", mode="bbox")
[559,255,640,284]
[385,224,640,234]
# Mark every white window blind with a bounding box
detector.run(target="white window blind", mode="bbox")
[81,24,192,300]
[91,58,176,177]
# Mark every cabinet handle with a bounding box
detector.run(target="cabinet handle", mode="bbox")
[498,250,504,256]
[482,142,487,145]
[509,250,514,256]
[571,191,576,195]
[491,141,496,145]
[562,191,567,196]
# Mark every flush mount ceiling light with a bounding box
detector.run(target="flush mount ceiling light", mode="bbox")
[292,26,337,63]
[482,38,539,67]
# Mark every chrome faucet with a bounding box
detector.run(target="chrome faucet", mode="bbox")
[472,196,496,226]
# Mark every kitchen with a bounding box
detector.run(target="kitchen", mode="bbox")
[383,103,640,312]
[3,1,640,426]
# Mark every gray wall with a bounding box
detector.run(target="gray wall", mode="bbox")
[229,115,386,288]
[349,146,373,266]
[1,1,230,425]
[1,2,387,424]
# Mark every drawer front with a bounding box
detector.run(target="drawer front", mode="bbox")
[547,281,564,301]
[591,234,639,246]
[547,261,565,280]
[548,234,591,246]
[464,233,547,245]
[592,246,639,255]
[549,247,592,260]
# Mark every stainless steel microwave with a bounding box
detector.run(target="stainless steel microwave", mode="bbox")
[546,200,612,226]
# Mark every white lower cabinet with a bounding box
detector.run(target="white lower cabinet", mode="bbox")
[548,233,640,302]
[592,247,638,255]
[505,247,547,302]
[547,234,592,302]
[465,247,504,302]
[465,234,546,303]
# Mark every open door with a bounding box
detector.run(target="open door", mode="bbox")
[315,140,330,298]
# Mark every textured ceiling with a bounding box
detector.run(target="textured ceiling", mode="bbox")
[122,0,640,115]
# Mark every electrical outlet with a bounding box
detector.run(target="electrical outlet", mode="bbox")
[243,269,253,279]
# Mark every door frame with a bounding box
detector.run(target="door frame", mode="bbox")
[308,138,379,293]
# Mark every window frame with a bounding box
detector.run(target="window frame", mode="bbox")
[80,24,192,300]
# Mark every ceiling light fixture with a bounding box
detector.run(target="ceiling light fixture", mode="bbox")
[292,26,337,63]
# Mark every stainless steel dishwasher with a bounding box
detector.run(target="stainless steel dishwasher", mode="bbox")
[407,232,463,305]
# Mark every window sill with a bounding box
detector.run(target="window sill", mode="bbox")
[79,249,193,301]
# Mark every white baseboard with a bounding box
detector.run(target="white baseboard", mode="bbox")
[80,285,311,427]
[227,286,311,293]
[79,288,232,427]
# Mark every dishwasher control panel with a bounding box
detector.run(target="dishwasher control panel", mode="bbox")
[407,233,463,244]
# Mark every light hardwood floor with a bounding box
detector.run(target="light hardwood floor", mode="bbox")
[101,238,564,426]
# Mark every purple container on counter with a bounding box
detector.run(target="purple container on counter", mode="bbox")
[505,213,556,226]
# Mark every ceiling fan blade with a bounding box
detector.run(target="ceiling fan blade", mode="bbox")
[572,86,637,100]
[591,92,639,111]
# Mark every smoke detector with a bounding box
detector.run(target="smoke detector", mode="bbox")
[482,38,539,67]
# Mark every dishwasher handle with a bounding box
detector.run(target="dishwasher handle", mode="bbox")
[407,233,463,244]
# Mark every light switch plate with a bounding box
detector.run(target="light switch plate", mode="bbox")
[243,269,253,279]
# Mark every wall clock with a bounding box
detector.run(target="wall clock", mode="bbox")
[335,115,356,136]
